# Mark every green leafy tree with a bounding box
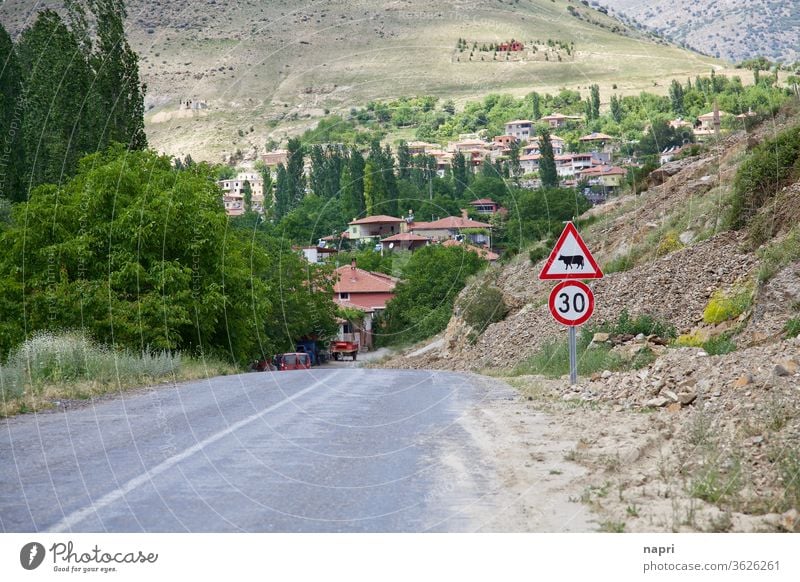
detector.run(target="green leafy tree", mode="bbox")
[531,91,542,120]
[0,147,268,361]
[16,10,94,189]
[451,151,469,199]
[378,245,485,345]
[508,139,522,178]
[538,127,558,188]
[397,140,411,180]
[669,79,685,115]
[590,84,600,120]
[274,163,290,219]
[610,94,623,123]
[90,0,147,150]
[242,179,253,213]
[286,137,306,210]
[0,23,25,202]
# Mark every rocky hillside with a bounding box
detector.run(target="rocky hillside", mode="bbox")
[0,0,729,160]
[598,0,799,64]
[381,106,800,531]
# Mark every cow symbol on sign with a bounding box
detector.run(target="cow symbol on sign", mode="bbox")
[558,254,584,270]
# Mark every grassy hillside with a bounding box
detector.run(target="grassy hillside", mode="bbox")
[1,0,734,160]
[599,0,800,64]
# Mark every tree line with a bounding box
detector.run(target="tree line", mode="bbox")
[0,0,146,203]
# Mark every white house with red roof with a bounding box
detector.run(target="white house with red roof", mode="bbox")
[347,215,406,240]
[504,120,534,140]
[410,214,492,245]
[333,262,399,350]
[541,113,583,128]
[522,135,566,155]
[380,232,430,252]
[579,165,627,188]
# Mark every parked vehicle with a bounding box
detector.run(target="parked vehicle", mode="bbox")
[295,340,325,366]
[249,358,275,372]
[274,352,312,371]
[330,340,358,361]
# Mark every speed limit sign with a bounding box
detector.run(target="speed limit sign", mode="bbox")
[548,280,595,326]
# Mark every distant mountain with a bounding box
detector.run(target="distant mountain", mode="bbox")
[597,0,799,64]
[1,0,730,161]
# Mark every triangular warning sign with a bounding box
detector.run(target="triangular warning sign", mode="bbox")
[538,222,603,280]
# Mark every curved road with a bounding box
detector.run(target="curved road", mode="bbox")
[0,368,590,532]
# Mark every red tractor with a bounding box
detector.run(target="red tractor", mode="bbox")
[330,340,358,361]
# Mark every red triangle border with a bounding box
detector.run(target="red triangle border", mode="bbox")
[538,222,604,280]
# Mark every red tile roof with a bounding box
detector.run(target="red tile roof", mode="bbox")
[333,266,399,294]
[469,198,496,205]
[579,132,615,141]
[580,165,627,176]
[349,215,404,225]
[411,216,491,230]
[380,233,430,242]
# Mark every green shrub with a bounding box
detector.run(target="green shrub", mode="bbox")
[703,334,737,355]
[1,332,180,397]
[674,331,706,348]
[528,244,549,264]
[604,254,636,274]
[785,318,800,338]
[512,333,626,378]
[458,282,508,332]
[703,285,753,324]
[592,309,677,340]
[757,226,800,282]
[656,231,683,256]
[727,125,800,229]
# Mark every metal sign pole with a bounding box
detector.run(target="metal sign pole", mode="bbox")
[568,326,578,385]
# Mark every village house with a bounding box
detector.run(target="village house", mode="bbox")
[410,213,492,246]
[504,120,534,141]
[347,215,406,240]
[579,132,616,152]
[406,141,441,156]
[468,198,504,215]
[555,154,576,179]
[540,113,583,129]
[493,135,518,148]
[659,145,684,165]
[522,135,566,155]
[333,262,398,351]
[520,153,541,174]
[579,165,627,189]
[497,41,524,52]
[262,149,289,169]
[218,172,265,215]
[380,232,430,252]
[694,110,730,139]
[299,245,338,264]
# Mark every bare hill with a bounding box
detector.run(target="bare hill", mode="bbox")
[598,0,800,64]
[0,0,730,161]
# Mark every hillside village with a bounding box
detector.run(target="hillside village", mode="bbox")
[3,0,800,540]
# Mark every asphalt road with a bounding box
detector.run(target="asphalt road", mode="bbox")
[0,368,542,533]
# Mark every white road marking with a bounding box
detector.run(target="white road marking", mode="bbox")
[47,373,338,533]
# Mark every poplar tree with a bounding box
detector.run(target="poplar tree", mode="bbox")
[0,24,24,202]
[538,127,558,188]
[16,10,93,189]
[90,0,147,150]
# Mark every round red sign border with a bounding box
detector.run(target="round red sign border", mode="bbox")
[548,280,595,326]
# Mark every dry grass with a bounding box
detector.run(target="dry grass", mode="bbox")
[0,0,729,160]
[0,332,237,417]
